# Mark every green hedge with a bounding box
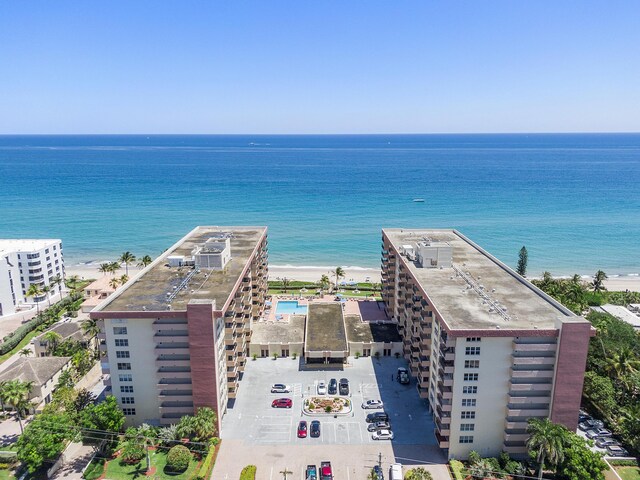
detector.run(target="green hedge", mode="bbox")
[0,292,82,354]
[240,465,257,480]
[194,444,218,480]
[449,460,465,480]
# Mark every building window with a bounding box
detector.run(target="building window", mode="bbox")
[117,362,131,370]
[465,346,480,355]
[464,360,480,369]
[466,337,481,342]
[459,435,474,444]
[116,351,130,359]
[119,374,133,382]
[121,397,135,404]
[463,386,478,394]
[462,399,477,407]
[115,339,129,347]
[123,408,136,415]
[113,327,128,335]
[460,423,475,431]
[461,411,476,419]
[120,386,134,393]
[463,373,479,381]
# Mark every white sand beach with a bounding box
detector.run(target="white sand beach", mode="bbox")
[66,264,640,292]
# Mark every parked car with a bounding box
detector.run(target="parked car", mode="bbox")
[297,420,308,438]
[271,398,292,408]
[368,421,391,432]
[586,428,612,439]
[606,445,630,457]
[366,412,389,423]
[317,381,327,395]
[578,410,591,423]
[271,384,291,393]
[579,419,604,431]
[339,378,349,395]
[306,465,317,480]
[328,378,338,395]
[595,437,619,448]
[397,367,410,384]
[320,461,333,480]
[372,429,394,440]
[372,465,384,480]
[310,420,321,438]
[362,399,384,409]
[389,464,402,480]
[304,465,318,480]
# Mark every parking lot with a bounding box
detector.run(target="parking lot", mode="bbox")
[214,356,448,480]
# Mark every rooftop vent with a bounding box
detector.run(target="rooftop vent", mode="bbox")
[416,239,452,269]
[193,237,231,270]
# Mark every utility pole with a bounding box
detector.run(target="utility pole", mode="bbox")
[378,452,382,468]
[280,468,293,480]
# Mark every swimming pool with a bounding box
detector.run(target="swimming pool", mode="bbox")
[276,300,308,315]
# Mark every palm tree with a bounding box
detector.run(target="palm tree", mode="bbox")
[319,274,330,292]
[137,255,152,268]
[605,348,640,385]
[51,274,63,298]
[119,252,136,276]
[98,263,110,276]
[334,267,345,290]
[42,331,62,355]
[19,348,31,357]
[26,283,43,314]
[109,278,120,290]
[136,423,155,472]
[66,275,79,290]
[108,261,121,275]
[120,274,129,285]
[592,270,608,293]
[0,379,34,433]
[468,459,493,480]
[42,285,51,308]
[526,418,566,480]
[281,277,290,293]
[81,318,101,354]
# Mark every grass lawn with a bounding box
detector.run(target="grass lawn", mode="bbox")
[0,471,16,480]
[0,328,42,363]
[617,466,640,480]
[103,450,199,480]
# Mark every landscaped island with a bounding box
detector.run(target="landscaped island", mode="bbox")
[303,397,352,415]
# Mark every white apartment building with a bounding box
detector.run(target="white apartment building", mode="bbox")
[0,239,65,317]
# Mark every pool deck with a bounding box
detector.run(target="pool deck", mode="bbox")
[262,295,384,324]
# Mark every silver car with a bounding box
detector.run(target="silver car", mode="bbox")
[367,421,391,432]
[362,399,384,409]
[317,381,327,395]
[372,429,394,440]
[271,384,291,393]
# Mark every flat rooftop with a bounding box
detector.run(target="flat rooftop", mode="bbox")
[344,315,402,343]
[306,303,347,352]
[0,239,61,254]
[251,315,306,345]
[597,304,640,329]
[383,229,579,331]
[97,226,266,312]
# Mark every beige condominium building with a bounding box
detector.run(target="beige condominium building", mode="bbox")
[381,229,593,460]
[90,227,268,430]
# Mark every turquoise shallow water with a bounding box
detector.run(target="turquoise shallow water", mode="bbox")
[0,134,638,276]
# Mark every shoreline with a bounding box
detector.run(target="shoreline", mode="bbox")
[64,263,640,292]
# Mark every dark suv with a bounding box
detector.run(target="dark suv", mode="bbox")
[339,378,349,395]
[366,412,389,423]
[328,378,338,395]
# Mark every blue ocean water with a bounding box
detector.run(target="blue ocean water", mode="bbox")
[0,134,638,277]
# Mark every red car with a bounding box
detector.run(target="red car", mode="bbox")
[297,420,308,438]
[272,398,293,408]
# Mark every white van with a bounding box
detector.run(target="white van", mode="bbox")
[389,463,403,480]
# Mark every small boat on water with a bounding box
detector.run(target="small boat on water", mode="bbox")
[412,198,425,203]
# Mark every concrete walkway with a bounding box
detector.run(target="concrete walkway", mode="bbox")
[49,442,96,480]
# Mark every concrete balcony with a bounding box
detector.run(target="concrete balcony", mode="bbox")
[97,332,106,340]
[103,376,112,387]
[507,408,549,418]
[513,341,556,352]
[510,369,554,379]
[154,344,190,355]
[158,391,193,400]
[504,433,529,443]
[156,380,192,390]
[513,357,556,366]
[508,395,551,405]
[503,445,528,455]
[159,404,193,415]
[99,343,108,353]
[156,358,191,368]
[435,431,449,449]
[156,369,191,378]
[509,383,552,392]
[505,421,528,430]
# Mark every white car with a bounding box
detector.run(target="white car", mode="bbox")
[271,384,291,393]
[362,399,384,409]
[317,381,327,395]
[372,429,394,440]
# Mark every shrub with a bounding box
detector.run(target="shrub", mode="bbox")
[355,351,361,359]
[240,465,257,480]
[194,445,218,480]
[449,460,465,480]
[119,442,144,464]
[325,405,332,413]
[252,353,257,361]
[166,444,191,473]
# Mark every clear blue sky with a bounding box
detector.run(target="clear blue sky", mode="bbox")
[1,1,639,134]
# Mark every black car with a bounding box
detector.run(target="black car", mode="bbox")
[310,420,321,438]
[328,378,337,395]
[373,465,384,480]
[366,412,389,423]
[339,378,349,395]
